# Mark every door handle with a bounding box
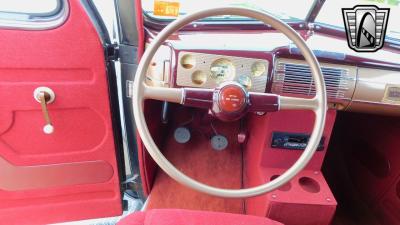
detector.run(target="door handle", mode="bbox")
[34,87,55,134]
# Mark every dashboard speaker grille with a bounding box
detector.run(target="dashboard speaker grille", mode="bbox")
[273,61,352,99]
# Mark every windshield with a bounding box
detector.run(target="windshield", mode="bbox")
[316,0,400,40]
[143,0,400,40]
[142,0,315,21]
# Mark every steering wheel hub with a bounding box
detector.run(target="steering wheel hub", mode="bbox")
[212,82,248,121]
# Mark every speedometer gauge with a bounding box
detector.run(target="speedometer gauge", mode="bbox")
[210,58,235,83]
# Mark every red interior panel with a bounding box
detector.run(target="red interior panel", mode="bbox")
[0,1,122,224]
[262,168,336,225]
[244,110,337,223]
[139,101,168,196]
[257,110,336,170]
[118,209,283,225]
[331,113,400,225]
[2,108,105,154]
[378,175,400,224]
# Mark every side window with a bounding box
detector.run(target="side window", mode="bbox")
[0,0,68,30]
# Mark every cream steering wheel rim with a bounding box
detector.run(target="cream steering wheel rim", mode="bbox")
[132,7,327,198]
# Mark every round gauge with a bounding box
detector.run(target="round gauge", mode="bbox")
[191,70,207,86]
[251,62,266,77]
[237,75,252,89]
[210,58,235,83]
[180,54,195,69]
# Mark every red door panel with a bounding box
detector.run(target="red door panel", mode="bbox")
[0,1,122,224]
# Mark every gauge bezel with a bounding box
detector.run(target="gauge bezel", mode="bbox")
[180,54,196,69]
[251,61,266,77]
[191,70,207,86]
[209,58,236,83]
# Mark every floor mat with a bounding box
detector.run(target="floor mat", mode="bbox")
[146,120,244,214]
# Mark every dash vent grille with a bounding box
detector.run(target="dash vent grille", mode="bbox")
[273,62,352,99]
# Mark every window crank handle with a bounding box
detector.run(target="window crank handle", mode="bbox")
[38,91,54,134]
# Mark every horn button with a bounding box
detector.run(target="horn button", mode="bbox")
[212,82,248,121]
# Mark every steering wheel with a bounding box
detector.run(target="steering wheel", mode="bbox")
[132,7,327,198]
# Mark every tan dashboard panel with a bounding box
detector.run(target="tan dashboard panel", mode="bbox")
[176,51,269,92]
[146,44,172,87]
[349,67,400,115]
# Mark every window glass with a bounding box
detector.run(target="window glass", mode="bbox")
[316,0,400,40]
[142,0,315,21]
[0,0,59,15]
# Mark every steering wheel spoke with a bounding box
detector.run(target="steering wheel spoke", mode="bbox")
[143,85,183,104]
[182,88,214,109]
[279,96,319,111]
[248,92,279,112]
[247,93,318,112]
[143,85,215,109]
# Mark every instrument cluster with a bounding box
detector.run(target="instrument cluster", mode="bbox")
[176,51,269,93]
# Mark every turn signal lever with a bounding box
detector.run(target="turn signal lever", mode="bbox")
[34,87,55,134]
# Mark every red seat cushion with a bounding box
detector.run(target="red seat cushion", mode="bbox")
[118,209,283,225]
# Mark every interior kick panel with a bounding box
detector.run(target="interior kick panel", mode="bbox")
[0,1,122,224]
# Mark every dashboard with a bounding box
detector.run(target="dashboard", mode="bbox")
[145,31,400,116]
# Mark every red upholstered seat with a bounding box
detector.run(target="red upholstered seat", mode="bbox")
[118,209,283,225]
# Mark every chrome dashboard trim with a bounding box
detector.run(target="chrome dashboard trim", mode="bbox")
[0,0,69,30]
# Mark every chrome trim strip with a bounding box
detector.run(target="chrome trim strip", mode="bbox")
[0,0,69,30]
[181,88,186,104]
